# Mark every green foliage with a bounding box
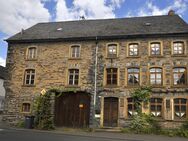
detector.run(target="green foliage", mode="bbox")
[161,129,188,138]
[131,86,152,113]
[182,120,188,130]
[34,92,55,130]
[129,113,161,134]
[16,120,25,128]
[129,86,160,134]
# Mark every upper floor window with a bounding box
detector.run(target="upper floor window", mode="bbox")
[149,68,162,85]
[128,43,139,56]
[24,69,35,85]
[127,98,137,117]
[173,42,184,55]
[173,68,186,86]
[150,98,163,117]
[68,69,79,85]
[174,98,187,119]
[127,68,139,86]
[106,68,118,85]
[27,47,37,59]
[150,42,161,56]
[71,45,80,58]
[107,44,118,58]
[22,103,31,113]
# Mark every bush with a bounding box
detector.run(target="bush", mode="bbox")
[16,120,25,128]
[129,114,161,134]
[34,92,55,130]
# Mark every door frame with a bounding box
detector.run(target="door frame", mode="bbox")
[101,96,119,127]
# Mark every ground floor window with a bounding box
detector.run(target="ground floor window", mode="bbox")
[127,98,138,117]
[174,98,187,119]
[150,98,163,117]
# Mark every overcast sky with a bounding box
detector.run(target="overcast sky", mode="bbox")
[0,0,188,66]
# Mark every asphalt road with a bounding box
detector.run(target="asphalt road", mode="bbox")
[0,128,139,141]
[0,128,187,141]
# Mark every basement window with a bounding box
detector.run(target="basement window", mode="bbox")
[22,103,31,113]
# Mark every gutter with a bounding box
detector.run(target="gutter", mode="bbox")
[5,32,188,44]
[94,37,98,107]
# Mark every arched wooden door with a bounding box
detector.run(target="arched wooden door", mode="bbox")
[54,92,90,128]
[103,97,118,127]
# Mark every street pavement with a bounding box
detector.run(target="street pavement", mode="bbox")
[0,128,187,141]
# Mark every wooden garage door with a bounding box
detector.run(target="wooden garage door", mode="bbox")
[54,92,90,128]
[103,97,118,127]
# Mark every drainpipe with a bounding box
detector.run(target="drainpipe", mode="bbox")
[94,37,98,107]
[92,36,98,128]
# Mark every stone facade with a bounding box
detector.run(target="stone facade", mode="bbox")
[3,36,188,128]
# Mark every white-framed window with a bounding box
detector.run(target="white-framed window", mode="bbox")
[71,45,80,58]
[68,69,79,85]
[24,69,35,85]
[149,68,162,85]
[27,47,37,59]
[150,42,161,55]
[173,42,184,55]
[107,44,117,58]
[128,43,139,56]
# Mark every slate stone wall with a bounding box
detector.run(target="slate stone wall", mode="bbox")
[3,36,188,127]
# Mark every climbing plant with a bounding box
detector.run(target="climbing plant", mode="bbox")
[129,86,161,133]
[131,86,152,113]
[34,87,79,130]
[34,91,55,130]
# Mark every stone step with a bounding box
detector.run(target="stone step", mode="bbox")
[95,127,122,132]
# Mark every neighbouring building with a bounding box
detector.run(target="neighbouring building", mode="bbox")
[0,66,6,112]
[3,12,188,128]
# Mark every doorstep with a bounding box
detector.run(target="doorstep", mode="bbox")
[95,127,122,132]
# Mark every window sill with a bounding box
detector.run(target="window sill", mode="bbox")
[173,118,187,122]
[21,112,31,114]
[171,85,188,88]
[148,55,163,58]
[125,85,140,88]
[22,85,36,87]
[104,85,119,88]
[25,59,37,61]
[126,56,140,58]
[150,85,164,88]
[65,85,80,88]
[105,57,118,59]
[68,58,82,60]
[171,55,187,57]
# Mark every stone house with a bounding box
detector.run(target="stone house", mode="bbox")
[0,66,6,112]
[3,12,188,128]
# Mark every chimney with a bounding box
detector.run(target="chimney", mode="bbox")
[21,29,24,36]
[168,10,175,16]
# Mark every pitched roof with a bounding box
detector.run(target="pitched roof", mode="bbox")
[6,15,188,43]
[0,66,6,79]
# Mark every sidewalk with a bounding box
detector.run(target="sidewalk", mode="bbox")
[3,126,187,141]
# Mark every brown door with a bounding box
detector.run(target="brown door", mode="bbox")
[54,92,90,128]
[103,97,118,127]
